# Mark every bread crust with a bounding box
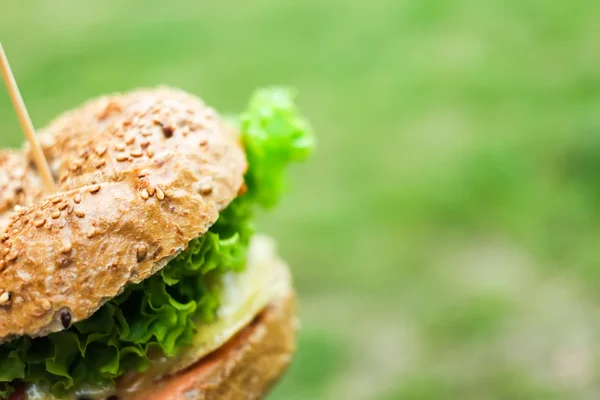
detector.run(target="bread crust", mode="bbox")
[0,88,247,342]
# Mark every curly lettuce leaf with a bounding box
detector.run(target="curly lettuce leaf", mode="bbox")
[241,87,314,208]
[0,87,313,399]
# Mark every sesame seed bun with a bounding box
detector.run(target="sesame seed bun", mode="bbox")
[0,88,247,342]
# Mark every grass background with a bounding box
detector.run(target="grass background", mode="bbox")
[2,1,600,398]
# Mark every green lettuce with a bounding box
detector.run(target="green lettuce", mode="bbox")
[241,88,314,208]
[0,87,313,399]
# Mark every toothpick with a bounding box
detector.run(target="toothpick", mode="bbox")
[0,42,56,193]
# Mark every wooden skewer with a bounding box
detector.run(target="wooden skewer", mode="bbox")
[0,42,56,193]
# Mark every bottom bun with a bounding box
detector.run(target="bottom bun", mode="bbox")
[130,287,297,400]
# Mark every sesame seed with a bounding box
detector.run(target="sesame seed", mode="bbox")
[73,194,82,204]
[140,140,151,149]
[0,260,5,272]
[51,211,61,219]
[161,124,174,138]
[140,189,149,200]
[147,186,156,196]
[59,171,69,182]
[116,154,129,162]
[70,160,83,171]
[136,243,148,262]
[95,145,107,156]
[123,120,132,127]
[125,135,136,145]
[6,250,18,262]
[153,245,163,260]
[86,227,96,238]
[40,299,52,311]
[199,138,208,146]
[199,183,213,195]
[130,149,143,158]
[60,242,72,254]
[67,204,74,215]
[50,197,62,204]
[74,210,85,218]
[146,147,155,158]
[89,184,101,194]
[0,233,8,242]
[1,248,9,257]
[156,186,165,200]
[96,159,107,168]
[58,202,69,211]
[141,130,153,137]
[0,292,10,305]
[114,142,126,151]
[34,219,46,228]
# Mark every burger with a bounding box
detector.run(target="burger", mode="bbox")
[0,86,313,399]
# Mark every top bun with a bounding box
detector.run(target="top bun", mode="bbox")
[0,88,247,343]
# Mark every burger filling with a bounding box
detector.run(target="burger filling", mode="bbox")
[0,88,313,399]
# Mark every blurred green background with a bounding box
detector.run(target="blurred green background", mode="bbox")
[2,1,600,398]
